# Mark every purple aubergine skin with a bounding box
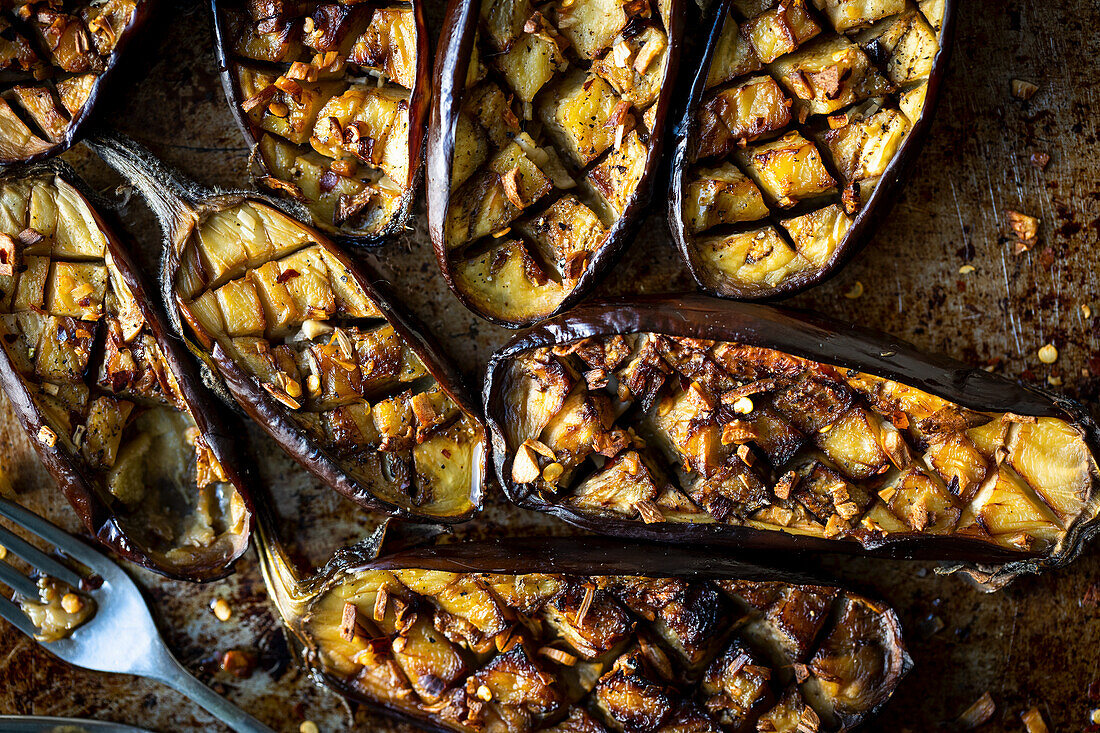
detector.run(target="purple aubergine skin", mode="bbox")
[0,160,255,582]
[426,0,686,328]
[291,536,911,733]
[210,0,432,248]
[0,2,154,166]
[483,294,1100,588]
[87,131,487,524]
[667,0,959,301]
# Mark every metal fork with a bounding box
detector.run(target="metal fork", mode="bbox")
[0,497,274,733]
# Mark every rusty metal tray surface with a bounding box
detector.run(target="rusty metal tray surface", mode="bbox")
[1,1,1099,731]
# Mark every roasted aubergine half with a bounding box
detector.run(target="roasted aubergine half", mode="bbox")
[427,0,684,326]
[669,0,955,299]
[0,164,253,581]
[485,296,1100,588]
[258,532,910,732]
[213,0,430,244]
[91,132,486,522]
[0,0,150,164]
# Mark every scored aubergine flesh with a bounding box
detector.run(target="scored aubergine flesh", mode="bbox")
[218,0,425,240]
[675,0,947,298]
[0,0,144,163]
[494,331,1098,558]
[436,0,675,325]
[0,175,250,575]
[301,557,907,731]
[175,197,483,519]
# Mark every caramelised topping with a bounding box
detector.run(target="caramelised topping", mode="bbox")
[306,566,905,731]
[176,199,482,518]
[220,0,423,239]
[0,175,248,566]
[678,0,943,297]
[439,0,674,325]
[0,1,142,162]
[499,333,1098,555]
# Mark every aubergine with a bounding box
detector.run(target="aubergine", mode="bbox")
[0,162,254,581]
[256,523,910,732]
[212,0,431,245]
[668,0,955,300]
[89,131,486,522]
[484,295,1100,588]
[0,0,151,165]
[427,0,685,327]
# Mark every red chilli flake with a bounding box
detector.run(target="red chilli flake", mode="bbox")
[276,268,301,284]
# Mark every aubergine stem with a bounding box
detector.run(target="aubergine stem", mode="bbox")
[87,129,201,231]
[86,130,237,369]
[85,130,215,341]
[251,504,390,643]
[252,505,311,631]
[87,129,315,269]
[252,499,443,636]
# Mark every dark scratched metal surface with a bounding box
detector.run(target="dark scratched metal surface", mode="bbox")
[1,2,1099,731]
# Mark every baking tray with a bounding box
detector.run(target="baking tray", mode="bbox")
[1,1,1099,731]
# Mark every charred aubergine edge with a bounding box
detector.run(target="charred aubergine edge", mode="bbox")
[258,530,910,732]
[668,0,956,300]
[0,1,153,165]
[484,295,1100,589]
[88,131,486,523]
[212,0,431,245]
[427,0,685,327]
[0,160,253,581]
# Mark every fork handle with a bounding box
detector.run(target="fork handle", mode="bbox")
[151,657,276,733]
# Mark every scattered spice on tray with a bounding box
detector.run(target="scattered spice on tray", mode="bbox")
[1011,79,1038,100]
[211,598,232,622]
[956,691,996,729]
[1007,210,1039,254]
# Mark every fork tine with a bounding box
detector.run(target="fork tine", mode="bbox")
[0,558,39,598]
[0,517,85,587]
[0,592,38,638]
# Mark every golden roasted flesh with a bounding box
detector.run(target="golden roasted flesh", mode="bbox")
[0,1,140,163]
[441,0,672,325]
[680,0,942,297]
[304,563,905,731]
[176,199,481,518]
[222,0,421,238]
[0,175,248,566]
[499,333,1099,556]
